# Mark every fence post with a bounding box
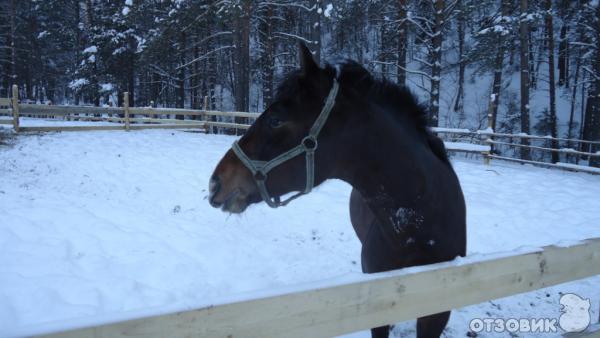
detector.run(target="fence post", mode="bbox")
[203,95,210,134]
[123,92,130,131]
[11,84,19,133]
[483,97,494,165]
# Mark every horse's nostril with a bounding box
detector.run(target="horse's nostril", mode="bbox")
[208,176,222,207]
[209,176,220,194]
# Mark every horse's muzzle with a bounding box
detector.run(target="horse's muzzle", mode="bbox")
[208,175,222,208]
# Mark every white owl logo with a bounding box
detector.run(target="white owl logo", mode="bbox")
[559,293,591,333]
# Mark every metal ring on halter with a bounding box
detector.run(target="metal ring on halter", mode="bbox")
[254,170,266,181]
[301,136,318,151]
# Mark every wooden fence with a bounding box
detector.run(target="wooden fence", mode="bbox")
[33,238,600,338]
[2,84,600,174]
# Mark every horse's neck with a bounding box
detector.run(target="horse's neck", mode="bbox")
[335,108,437,240]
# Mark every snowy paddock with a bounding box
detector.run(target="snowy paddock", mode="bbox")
[0,128,598,337]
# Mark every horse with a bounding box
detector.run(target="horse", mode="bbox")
[208,44,466,338]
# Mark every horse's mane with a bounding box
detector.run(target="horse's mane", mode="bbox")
[331,61,451,165]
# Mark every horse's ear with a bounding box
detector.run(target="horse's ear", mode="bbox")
[299,43,319,74]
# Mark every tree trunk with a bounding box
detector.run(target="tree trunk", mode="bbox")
[127,50,135,108]
[191,37,199,112]
[545,0,559,163]
[310,0,321,65]
[176,31,186,118]
[584,5,600,167]
[83,0,99,106]
[429,0,444,127]
[567,50,580,142]
[558,24,568,87]
[519,0,532,160]
[261,4,275,108]
[528,29,537,90]
[454,0,466,116]
[489,0,510,132]
[396,0,408,86]
[234,0,251,119]
[489,47,504,132]
[9,0,17,85]
[578,72,586,162]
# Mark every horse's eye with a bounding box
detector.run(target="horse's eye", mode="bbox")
[268,117,284,129]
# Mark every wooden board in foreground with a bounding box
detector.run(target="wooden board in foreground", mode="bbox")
[36,238,599,338]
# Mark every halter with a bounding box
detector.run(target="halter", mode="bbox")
[231,78,340,208]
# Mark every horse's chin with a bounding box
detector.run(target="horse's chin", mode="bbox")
[221,191,261,214]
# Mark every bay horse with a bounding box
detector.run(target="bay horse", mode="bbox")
[208,44,466,338]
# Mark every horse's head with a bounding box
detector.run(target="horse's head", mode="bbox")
[209,44,340,213]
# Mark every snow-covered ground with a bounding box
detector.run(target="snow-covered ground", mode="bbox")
[0,129,598,338]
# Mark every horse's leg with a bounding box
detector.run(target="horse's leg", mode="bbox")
[416,311,450,338]
[370,325,391,338]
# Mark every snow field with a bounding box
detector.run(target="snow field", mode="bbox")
[0,129,598,337]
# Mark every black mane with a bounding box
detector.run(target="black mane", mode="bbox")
[272,60,450,165]
[331,61,450,165]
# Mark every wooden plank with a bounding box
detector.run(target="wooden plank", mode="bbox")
[128,108,258,118]
[0,98,11,106]
[444,141,490,153]
[19,104,123,116]
[204,110,261,119]
[128,118,203,124]
[128,124,206,130]
[0,108,12,115]
[62,116,201,125]
[64,116,125,123]
[479,130,600,146]
[205,121,251,130]
[0,119,13,124]
[35,238,600,338]
[487,155,600,175]
[430,127,474,135]
[129,107,205,116]
[19,124,206,132]
[19,126,125,132]
[487,139,600,157]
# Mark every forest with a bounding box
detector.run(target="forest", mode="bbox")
[1,0,599,164]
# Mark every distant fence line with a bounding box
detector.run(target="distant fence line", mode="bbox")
[1,85,599,175]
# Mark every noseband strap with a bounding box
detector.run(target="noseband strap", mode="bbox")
[231,78,340,208]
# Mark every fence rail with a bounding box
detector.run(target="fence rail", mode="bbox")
[2,85,599,174]
[33,238,600,338]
